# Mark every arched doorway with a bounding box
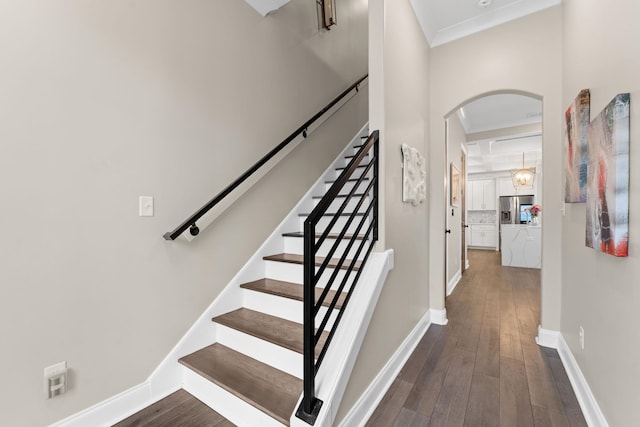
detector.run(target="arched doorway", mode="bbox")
[443,91,543,328]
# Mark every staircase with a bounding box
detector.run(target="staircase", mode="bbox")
[126,127,384,427]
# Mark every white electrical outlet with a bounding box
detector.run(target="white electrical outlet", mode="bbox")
[44,361,68,399]
[579,326,585,350]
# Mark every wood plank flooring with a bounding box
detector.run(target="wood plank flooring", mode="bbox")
[366,249,587,427]
[113,389,234,427]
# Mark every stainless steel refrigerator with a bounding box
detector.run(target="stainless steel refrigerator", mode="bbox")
[499,195,535,249]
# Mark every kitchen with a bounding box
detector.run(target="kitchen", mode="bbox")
[460,94,543,270]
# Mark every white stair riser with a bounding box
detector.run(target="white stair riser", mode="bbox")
[182,368,286,427]
[338,163,371,179]
[324,179,370,194]
[298,215,370,234]
[283,236,365,259]
[352,145,372,156]
[331,168,371,182]
[344,152,370,163]
[214,324,302,378]
[264,260,356,288]
[312,196,371,211]
[242,289,339,332]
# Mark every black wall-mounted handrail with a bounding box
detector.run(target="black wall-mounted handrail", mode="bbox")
[163,74,368,241]
[296,130,379,424]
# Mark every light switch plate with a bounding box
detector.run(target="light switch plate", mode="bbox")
[139,196,154,217]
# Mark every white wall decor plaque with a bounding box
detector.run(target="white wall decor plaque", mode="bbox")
[401,144,426,206]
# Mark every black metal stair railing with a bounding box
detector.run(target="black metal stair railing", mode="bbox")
[163,75,368,241]
[296,130,379,425]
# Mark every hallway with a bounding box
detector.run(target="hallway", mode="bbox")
[366,250,586,426]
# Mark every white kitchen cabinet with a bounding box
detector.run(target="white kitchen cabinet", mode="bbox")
[498,176,538,199]
[469,224,497,248]
[469,179,496,210]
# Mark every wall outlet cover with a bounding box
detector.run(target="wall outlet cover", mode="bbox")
[44,361,68,399]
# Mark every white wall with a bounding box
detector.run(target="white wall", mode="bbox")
[428,7,563,330]
[561,1,640,425]
[446,114,465,287]
[336,0,431,421]
[0,1,368,425]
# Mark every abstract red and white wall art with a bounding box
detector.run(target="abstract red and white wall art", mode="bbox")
[564,89,590,203]
[586,93,630,257]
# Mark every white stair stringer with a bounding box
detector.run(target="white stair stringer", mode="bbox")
[290,250,394,427]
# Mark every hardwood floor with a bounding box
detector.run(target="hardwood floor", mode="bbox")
[366,249,587,427]
[116,250,585,427]
[113,390,234,427]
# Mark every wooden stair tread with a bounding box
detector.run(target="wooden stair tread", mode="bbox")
[240,278,346,309]
[263,253,362,271]
[282,231,366,240]
[213,308,327,356]
[179,344,301,426]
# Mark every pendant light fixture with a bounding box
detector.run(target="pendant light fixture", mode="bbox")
[511,153,536,190]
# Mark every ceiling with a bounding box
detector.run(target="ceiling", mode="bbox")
[408,1,554,174]
[458,94,542,134]
[458,94,543,175]
[247,0,551,175]
[410,0,561,47]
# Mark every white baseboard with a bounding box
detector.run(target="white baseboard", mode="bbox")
[446,270,461,296]
[337,311,432,427]
[535,327,609,426]
[556,335,609,427]
[430,308,448,325]
[48,382,179,427]
[535,325,560,348]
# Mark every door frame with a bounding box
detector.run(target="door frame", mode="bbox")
[461,145,468,273]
